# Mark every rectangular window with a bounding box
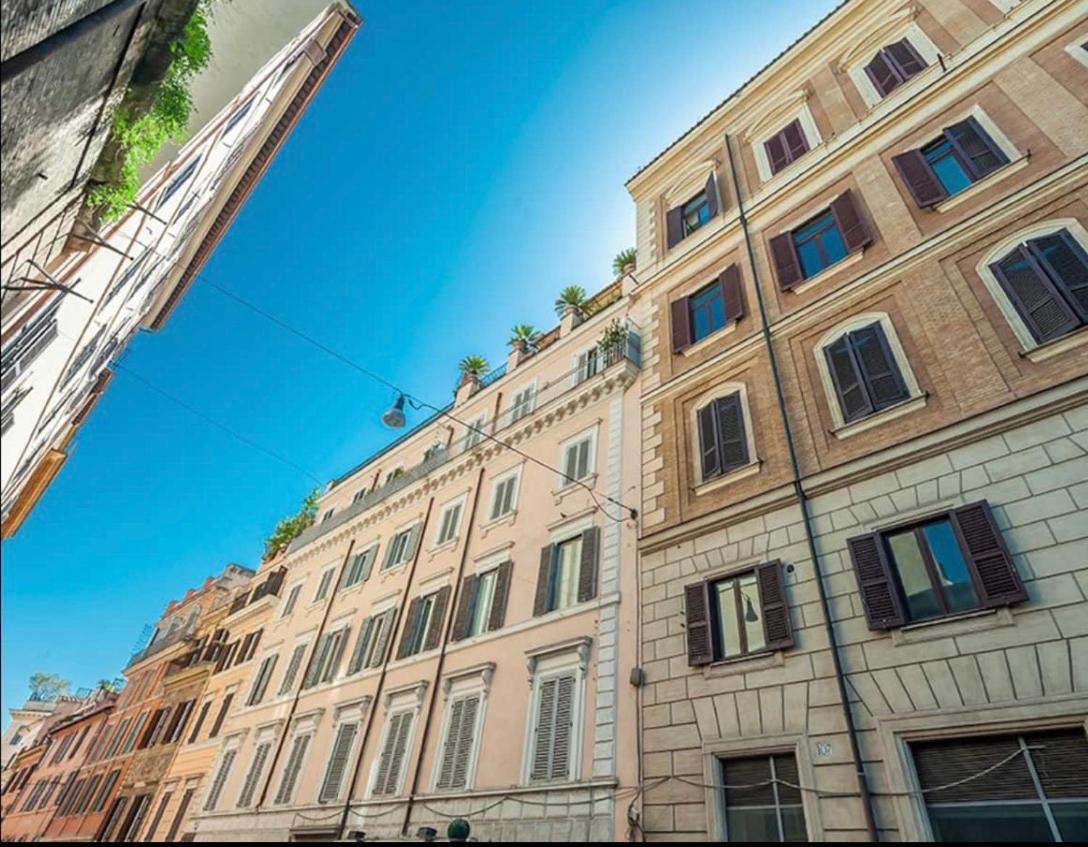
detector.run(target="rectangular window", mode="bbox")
[666,173,720,248]
[348,608,395,673]
[467,570,498,638]
[697,393,750,481]
[793,211,847,279]
[382,525,418,570]
[203,750,236,811]
[435,694,482,791]
[463,415,486,449]
[208,693,234,739]
[321,508,335,523]
[313,567,335,602]
[574,346,599,384]
[895,116,1010,207]
[554,537,582,612]
[912,728,1087,843]
[864,38,927,97]
[529,672,576,782]
[281,584,301,617]
[712,573,767,659]
[303,626,350,688]
[823,321,910,424]
[682,190,712,236]
[534,528,599,616]
[246,655,278,706]
[764,118,809,174]
[720,754,807,841]
[278,642,309,695]
[319,722,359,802]
[341,547,376,589]
[187,701,211,744]
[405,594,435,656]
[689,280,727,342]
[372,711,415,797]
[436,501,463,545]
[561,435,593,486]
[770,192,870,290]
[273,733,312,805]
[352,487,367,504]
[158,157,201,209]
[509,385,536,422]
[489,473,519,520]
[237,740,272,808]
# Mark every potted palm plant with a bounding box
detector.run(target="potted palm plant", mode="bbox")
[508,324,540,354]
[458,354,490,387]
[612,248,637,277]
[554,285,588,318]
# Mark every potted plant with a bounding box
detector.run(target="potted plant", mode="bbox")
[458,354,490,387]
[263,489,319,560]
[598,318,628,362]
[612,247,637,277]
[508,324,540,354]
[554,285,588,318]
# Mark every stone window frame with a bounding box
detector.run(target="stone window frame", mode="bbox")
[433,493,468,549]
[660,157,723,257]
[687,380,760,492]
[486,464,523,524]
[366,683,428,798]
[844,21,941,109]
[974,218,1088,359]
[556,422,600,491]
[311,563,338,605]
[1064,38,1088,70]
[520,638,591,786]
[750,100,823,185]
[813,311,926,438]
[314,698,370,805]
[875,698,1088,842]
[272,711,323,806]
[429,664,495,793]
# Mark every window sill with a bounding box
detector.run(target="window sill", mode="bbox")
[788,248,865,295]
[831,393,927,440]
[692,460,762,496]
[553,473,598,505]
[478,510,517,539]
[891,606,1014,646]
[704,649,783,679]
[679,319,740,358]
[1022,326,1088,362]
[665,212,731,260]
[932,156,1029,213]
[427,537,460,557]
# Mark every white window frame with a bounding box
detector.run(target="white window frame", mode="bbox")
[1065,38,1088,70]
[367,688,424,798]
[430,669,494,792]
[974,218,1088,354]
[312,565,337,604]
[273,717,318,806]
[463,414,486,449]
[383,521,420,571]
[235,725,277,808]
[245,652,279,707]
[316,700,367,804]
[487,466,522,521]
[434,495,467,547]
[464,566,501,639]
[688,382,760,489]
[813,312,925,436]
[846,23,941,109]
[277,638,311,696]
[341,544,378,590]
[571,344,601,386]
[280,581,303,618]
[752,103,822,184]
[557,425,598,489]
[521,642,590,785]
[508,380,538,422]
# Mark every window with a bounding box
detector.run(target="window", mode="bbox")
[894,116,1010,207]
[302,625,350,688]
[719,754,807,841]
[385,466,405,485]
[846,501,1026,629]
[509,385,536,422]
[164,699,195,744]
[122,713,147,754]
[696,392,750,481]
[823,321,910,424]
[534,528,599,616]
[451,562,513,640]
[560,431,595,487]
[144,791,172,840]
[864,38,927,97]
[273,731,312,805]
[488,471,520,520]
[396,587,451,659]
[666,173,720,248]
[341,547,376,589]
[574,346,599,384]
[313,567,335,602]
[319,721,359,802]
[157,157,201,209]
[203,749,236,811]
[381,524,419,570]
[435,500,464,546]
[347,608,396,673]
[684,561,793,665]
[770,192,870,289]
[764,118,809,175]
[281,583,302,617]
[278,642,309,695]
[435,693,483,791]
[352,487,367,504]
[208,692,234,738]
[528,671,577,783]
[187,701,211,743]
[463,415,486,449]
[988,229,1088,345]
[371,710,415,797]
[1,298,60,392]
[236,740,272,807]
[911,728,1087,842]
[223,95,255,137]
[164,786,195,841]
[246,655,278,706]
[321,508,335,523]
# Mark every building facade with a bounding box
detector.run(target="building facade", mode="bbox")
[188,282,644,842]
[1,696,60,770]
[627,0,1088,841]
[0,2,360,539]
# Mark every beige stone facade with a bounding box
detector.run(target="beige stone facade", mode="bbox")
[627,0,1088,841]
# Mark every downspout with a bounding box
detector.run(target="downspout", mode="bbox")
[398,464,487,837]
[724,133,879,841]
[253,539,357,811]
[335,495,438,839]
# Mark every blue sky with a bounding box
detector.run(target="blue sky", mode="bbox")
[1,0,838,715]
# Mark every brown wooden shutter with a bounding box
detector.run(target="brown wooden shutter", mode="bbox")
[769,232,803,290]
[704,172,720,218]
[719,264,745,323]
[489,561,513,631]
[756,561,794,650]
[665,207,684,248]
[577,527,600,602]
[533,545,555,616]
[864,50,899,96]
[825,335,874,422]
[782,119,809,161]
[846,533,906,629]
[670,296,692,351]
[319,723,357,802]
[208,693,233,738]
[436,698,466,790]
[992,246,1080,343]
[951,501,1026,608]
[887,39,926,78]
[396,598,422,659]
[714,394,749,473]
[944,117,1008,180]
[187,702,210,744]
[830,190,872,253]
[424,586,452,651]
[451,575,477,642]
[764,131,789,174]
[851,323,909,409]
[697,402,721,480]
[892,149,947,207]
[1031,231,1088,318]
[684,581,713,665]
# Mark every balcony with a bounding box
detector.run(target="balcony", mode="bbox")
[287,323,641,553]
[126,618,199,668]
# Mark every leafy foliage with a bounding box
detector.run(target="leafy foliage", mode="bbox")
[263,488,320,560]
[88,6,213,219]
[597,318,628,354]
[459,355,490,378]
[554,285,588,317]
[508,324,540,349]
[28,672,70,700]
[612,247,637,276]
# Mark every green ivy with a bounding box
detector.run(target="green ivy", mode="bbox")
[263,488,320,560]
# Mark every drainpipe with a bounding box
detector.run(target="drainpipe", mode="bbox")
[724,133,879,842]
[253,539,357,812]
[398,464,487,837]
[334,495,438,839]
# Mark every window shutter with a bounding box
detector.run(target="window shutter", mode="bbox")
[951,501,1026,608]
[396,599,422,660]
[375,712,413,796]
[684,581,713,665]
[237,742,270,808]
[279,643,307,694]
[577,526,600,602]
[756,560,794,650]
[992,246,1080,343]
[348,617,374,674]
[203,750,236,811]
[887,39,926,77]
[697,402,722,480]
[1030,232,1088,319]
[530,678,558,781]
[369,610,394,668]
[944,117,1008,180]
[704,172,720,218]
[451,575,478,642]
[665,207,684,248]
[825,335,874,423]
[892,149,947,207]
[187,702,210,744]
[714,394,749,473]
[782,119,809,161]
[769,232,803,290]
[670,296,692,351]
[864,50,899,97]
[423,586,452,651]
[851,323,909,408]
[436,698,466,790]
[450,695,479,789]
[373,713,402,795]
[830,190,872,253]
[406,524,422,561]
[533,545,556,616]
[208,693,233,738]
[719,265,745,323]
[319,723,357,802]
[846,533,906,629]
[274,733,310,804]
[322,628,348,683]
[764,131,790,174]
[489,561,513,631]
[550,674,575,780]
[303,635,329,688]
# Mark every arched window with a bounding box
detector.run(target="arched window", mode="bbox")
[690,383,758,486]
